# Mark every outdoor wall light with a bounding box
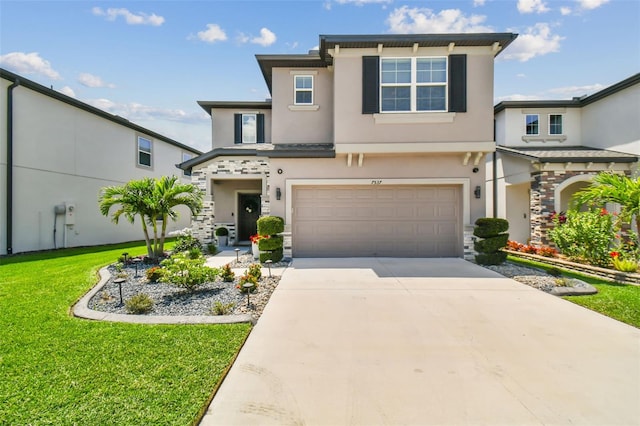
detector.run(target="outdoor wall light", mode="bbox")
[474,186,482,199]
[276,187,281,200]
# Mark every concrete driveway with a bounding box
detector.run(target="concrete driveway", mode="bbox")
[201,258,640,425]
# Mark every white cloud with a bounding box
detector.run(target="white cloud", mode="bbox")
[78,73,115,88]
[496,94,542,102]
[517,73,527,78]
[387,6,494,33]
[335,0,392,5]
[517,0,550,14]
[546,83,606,97]
[58,86,76,97]
[251,28,277,47]
[195,24,228,43]
[560,6,572,15]
[500,23,563,62]
[92,7,164,26]
[473,0,486,6]
[236,32,250,44]
[578,0,610,10]
[84,98,209,124]
[0,51,61,80]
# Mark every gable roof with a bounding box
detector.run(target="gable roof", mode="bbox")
[494,73,640,113]
[1,68,202,155]
[197,100,272,116]
[257,32,518,95]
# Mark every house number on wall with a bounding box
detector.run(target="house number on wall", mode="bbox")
[371,180,382,185]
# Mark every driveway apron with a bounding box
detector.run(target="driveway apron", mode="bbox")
[200,258,640,426]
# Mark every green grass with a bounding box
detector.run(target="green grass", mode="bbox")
[0,241,251,425]
[508,256,640,328]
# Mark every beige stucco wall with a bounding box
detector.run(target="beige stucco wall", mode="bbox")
[211,108,272,149]
[211,179,262,223]
[270,68,334,144]
[0,78,196,255]
[267,154,485,226]
[331,48,495,145]
[495,107,582,147]
[581,83,640,155]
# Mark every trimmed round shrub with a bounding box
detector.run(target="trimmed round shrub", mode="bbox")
[257,216,284,235]
[474,234,509,253]
[473,218,509,238]
[260,248,283,263]
[475,252,507,266]
[215,227,229,236]
[258,235,283,251]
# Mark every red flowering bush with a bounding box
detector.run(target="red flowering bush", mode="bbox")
[521,245,539,254]
[249,234,269,244]
[506,240,524,251]
[537,246,558,257]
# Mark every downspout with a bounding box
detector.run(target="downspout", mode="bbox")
[492,151,498,218]
[6,78,20,254]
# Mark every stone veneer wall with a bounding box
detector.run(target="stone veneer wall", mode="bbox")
[529,170,632,246]
[463,226,476,260]
[191,159,270,244]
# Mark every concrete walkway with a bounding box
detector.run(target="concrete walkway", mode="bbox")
[200,258,640,425]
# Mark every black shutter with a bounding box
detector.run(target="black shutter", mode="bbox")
[362,56,379,114]
[449,54,467,113]
[234,113,242,144]
[257,113,265,143]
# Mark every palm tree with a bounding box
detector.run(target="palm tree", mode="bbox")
[149,176,203,257]
[99,176,203,259]
[99,177,156,258]
[572,172,640,245]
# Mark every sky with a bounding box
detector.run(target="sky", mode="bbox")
[1,0,638,152]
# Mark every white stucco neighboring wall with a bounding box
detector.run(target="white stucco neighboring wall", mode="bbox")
[496,107,582,147]
[1,76,198,255]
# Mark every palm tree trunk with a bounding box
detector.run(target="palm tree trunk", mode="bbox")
[151,219,159,259]
[158,215,168,257]
[140,216,154,258]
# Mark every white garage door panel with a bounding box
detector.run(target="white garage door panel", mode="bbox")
[293,185,462,257]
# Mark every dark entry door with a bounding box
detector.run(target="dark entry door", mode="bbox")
[237,193,261,242]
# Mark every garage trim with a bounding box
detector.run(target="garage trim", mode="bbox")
[285,178,470,228]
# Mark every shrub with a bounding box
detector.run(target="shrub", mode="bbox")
[474,218,509,265]
[145,266,164,283]
[206,243,217,255]
[187,247,202,259]
[211,301,235,315]
[215,227,229,236]
[258,235,283,251]
[171,228,202,253]
[506,240,524,251]
[125,293,154,314]
[237,273,258,293]
[548,209,614,267]
[610,252,639,272]
[537,246,558,257]
[247,263,262,280]
[521,245,538,254]
[220,264,235,282]
[473,218,509,238]
[260,248,284,263]
[160,252,218,291]
[257,216,284,235]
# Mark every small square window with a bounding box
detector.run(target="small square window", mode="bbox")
[294,75,313,105]
[182,152,193,176]
[525,115,539,135]
[137,136,152,167]
[549,114,563,135]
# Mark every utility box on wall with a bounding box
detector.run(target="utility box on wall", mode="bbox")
[65,203,76,225]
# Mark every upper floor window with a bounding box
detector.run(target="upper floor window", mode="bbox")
[380,57,447,112]
[182,152,193,177]
[525,114,539,135]
[549,114,563,135]
[234,113,265,144]
[137,136,152,167]
[294,75,313,105]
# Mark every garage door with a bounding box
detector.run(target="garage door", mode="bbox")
[292,185,461,257]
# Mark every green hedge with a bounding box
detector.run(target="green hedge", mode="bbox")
[257,216,284,235]
[259,248,283,263]
[473,218,509,238]
[258,235,283,251]
[475,252,507,265]
[474,233,509,253]
[214,227,228,236]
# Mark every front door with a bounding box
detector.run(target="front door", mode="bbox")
[237,193,261,242]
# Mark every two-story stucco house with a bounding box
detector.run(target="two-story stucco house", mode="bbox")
[1,68,201,255]
[180,33,518,259]
[488,73,640,245]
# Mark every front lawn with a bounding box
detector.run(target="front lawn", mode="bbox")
[508,256,640,328]
[0,241,251,425]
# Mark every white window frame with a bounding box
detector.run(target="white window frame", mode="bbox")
[242,113,257,144]
[294,75,313,105]
[548,114,563,135]
[182,152,193,177]
[380,56,448,113]
[525,114,539,136]
[137,135,153,168]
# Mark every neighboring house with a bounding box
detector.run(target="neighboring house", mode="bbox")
[488,73,640,245]
[1,68,201,255]
[180,33,517,258]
